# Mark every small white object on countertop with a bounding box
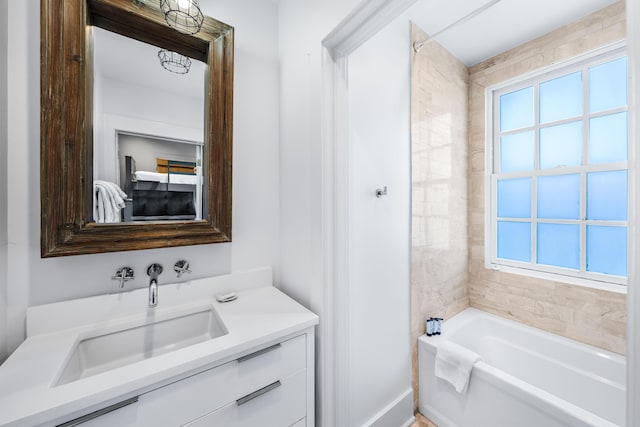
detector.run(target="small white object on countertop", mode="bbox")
[215,291,238,303]
[0,267,318,427]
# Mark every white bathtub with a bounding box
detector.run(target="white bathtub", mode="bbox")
[418,308,626,427]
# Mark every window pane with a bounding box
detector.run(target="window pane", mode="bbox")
[500,131,534,173]
[540,71,582,123]
[498,178,531,218]
[589,57,627,113]
[537,223,580,270]
[539,121,582,169]
[498,221,531,262]
[537,174,580,219]
[587,170,627,220]
[587,225,627,276]
[589,112,628,164]
[500,87,534,131]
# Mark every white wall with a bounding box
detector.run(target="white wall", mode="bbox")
[94,76,204,183]
[6,0,34,360]
[278,0,361,312]
[2,0,280,359]
[347,14,412,427]
[100,76,204,130]
[202,0,282,282]
[277,0,361,424]
[0,0,9,363]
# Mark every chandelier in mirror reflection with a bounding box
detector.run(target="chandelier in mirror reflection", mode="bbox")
[158,49,192,74]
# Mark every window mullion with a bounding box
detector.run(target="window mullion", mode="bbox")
[491,93,500,264]
[532,83,540,266]
[580,173,587,273]
[491,174,498,262]
[588,105,628,120]
[581,64,589,274]
[494,96,499,175]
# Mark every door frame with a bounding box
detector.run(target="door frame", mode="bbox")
[627,0,639,424]
[320,0,418,424]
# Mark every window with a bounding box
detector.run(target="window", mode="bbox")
[488,47,628,287]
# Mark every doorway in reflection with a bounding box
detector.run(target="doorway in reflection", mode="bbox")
[119,134,203,222]
[90,26,206,223]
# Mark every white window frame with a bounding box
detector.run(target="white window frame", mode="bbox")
[484,41,629,293]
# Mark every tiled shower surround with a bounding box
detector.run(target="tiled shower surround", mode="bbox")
[411,0,627,408]
[410,23,470,406]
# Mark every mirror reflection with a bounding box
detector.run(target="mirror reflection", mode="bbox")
[91,27,206,223]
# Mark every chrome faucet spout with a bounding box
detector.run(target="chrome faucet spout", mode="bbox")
[146,263,163,308]
[149,278,158,307]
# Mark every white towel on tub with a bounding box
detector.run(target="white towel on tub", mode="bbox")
[435,341,482,393]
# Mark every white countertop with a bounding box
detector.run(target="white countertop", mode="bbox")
[0,268,318,427]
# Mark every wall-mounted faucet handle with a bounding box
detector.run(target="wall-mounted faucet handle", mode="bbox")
[174,260,191,278]
[112,267,135,289]
[147,263,163,277]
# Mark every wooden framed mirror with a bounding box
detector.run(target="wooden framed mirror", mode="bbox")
[41,0,233,257]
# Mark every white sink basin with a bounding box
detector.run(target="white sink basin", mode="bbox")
[56,307,228,385]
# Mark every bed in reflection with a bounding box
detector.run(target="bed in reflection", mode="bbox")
[123,155,198,221]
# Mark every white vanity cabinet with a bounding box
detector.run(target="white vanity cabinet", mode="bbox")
[56,331,313,427]
[0,270,319,427]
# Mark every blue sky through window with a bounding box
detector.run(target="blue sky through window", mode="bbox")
[539,121,582,169]
[589,57,627,113]
[537,223,580,270]
[589,112,627,164]
[498,221,531,262]
[537,174,580,219]
[500,131,534,172]
[500,87,533,131]
[587,225,627,276]
[498,178,531,218]
[539,72,582,123]
[494,54,628,281]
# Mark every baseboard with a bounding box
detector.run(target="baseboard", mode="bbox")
[401,415,416,427]
[421,404,459,427]
[365,388,414,427]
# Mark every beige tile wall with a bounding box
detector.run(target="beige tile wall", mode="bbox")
[467,1,627,355]
[410,23,470,408]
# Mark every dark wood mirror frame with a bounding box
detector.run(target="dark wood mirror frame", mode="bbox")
[41,0,233,257]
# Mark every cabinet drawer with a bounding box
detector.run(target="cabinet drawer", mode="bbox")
[141,334,305,425]
[183,370,307,427]
[56,335,306,426]
[56,398,140,427]
[67,334,306,426]
[235,334,306,392]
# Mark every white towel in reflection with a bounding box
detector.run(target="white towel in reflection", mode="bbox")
[435,341,482,394]
[94,180,127,223]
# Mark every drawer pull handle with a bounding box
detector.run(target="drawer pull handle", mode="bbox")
[237,343,281,363]
[56,396,139,426]
[236,381,281,406]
